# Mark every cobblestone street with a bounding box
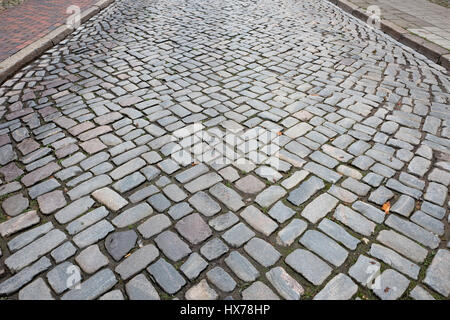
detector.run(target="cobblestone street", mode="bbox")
[0,0,449,300]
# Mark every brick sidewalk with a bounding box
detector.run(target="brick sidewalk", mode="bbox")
[348,0,450,50]
[0,0,99,62]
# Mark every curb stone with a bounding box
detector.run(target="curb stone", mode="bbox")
[326,0,450,70]
[0,0,115,86]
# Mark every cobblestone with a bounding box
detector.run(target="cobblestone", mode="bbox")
[0,0,448,301]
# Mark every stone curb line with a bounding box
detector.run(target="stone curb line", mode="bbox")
[326,0,450,71]
[0,0,115,86]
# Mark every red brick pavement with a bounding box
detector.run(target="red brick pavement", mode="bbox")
[0,0,100,62]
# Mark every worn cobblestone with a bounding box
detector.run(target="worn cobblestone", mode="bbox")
[0,0,448,300]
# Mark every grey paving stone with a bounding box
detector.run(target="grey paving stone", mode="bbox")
[72,219,114,249]
[276,218,307,246]
[351,201,385,224]
[180,252,208,280]
[370,243,420,279]
[348,140,371,156]
[267,201,295,224]
[363,172,384,187]
[0,182,23,197]
[46,262,82,294]
[352,155,375,170]
[200,237,229,261]
[421,201,446,220]
[341,177,371,196]
[285,249,332,286]
[167,202,193,220]
[137,214,171,239]
[185,279,218,300]
[51,242,77,263]
[209,182,245,211]
[303,162,342,183]
[424,182,447,206]
[0,257,51,295]
[348,255,381,287]
[110,158,146,180]
[254,185,287,209]
[372,269,410,300]
[115,244,159,280]
[75,244,109,274]
[175,213,212,244]
[0,144,17,165]
[407,156,431,176]
[154,231,191,262]
[423,249,450,297]
[18,277,54,300]
[62,268,117,300]
[112,203,153,228]
[280,170,309,189]
[147,193,171,212]
[175,163,209,183]
[377,230,428,263]
[67,174,112,200]
[327,185,358,203]
[206,267,236,292]
[185,172,222,193]
[28,178,60,199]
[411,211,444,236]
[209,211,239,231]
[386,178,422,200]
[266,266,304,300]
[112,172,146,193]
[37,190,67,215]
[385,214,440,249]
[5,229,66,272]
[240,205,278,236]
[140,165,161,181]
[105,230,138,261]
[333,204,375,236]
[428,168,450,186]
[129,185,159,203]
[244,237,280,267]
[162,184,187,202]
[0,210,40,238]
[66,206,109,235]
[188,191,221,217]
[1,0,450,301]
[2,194,29,217]
[225,251,259,282]
[7,222,53,252]
[409,286,435,300]
[126,274,160,300]
[241,281,280,300]
[368,186,394,206]
[287,176,325,206]
[318,218,360,250]
[92,187,128,211]
[391,195,416,217]
[301,193,338,224]
[55,196,95,224]
[299,230,348,267]
[222,222,255,247]
[313,273,357,300]
[147,258,186,295]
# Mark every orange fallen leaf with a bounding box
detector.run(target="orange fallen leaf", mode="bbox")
[381,201,390,214]
[277,131,283,136]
